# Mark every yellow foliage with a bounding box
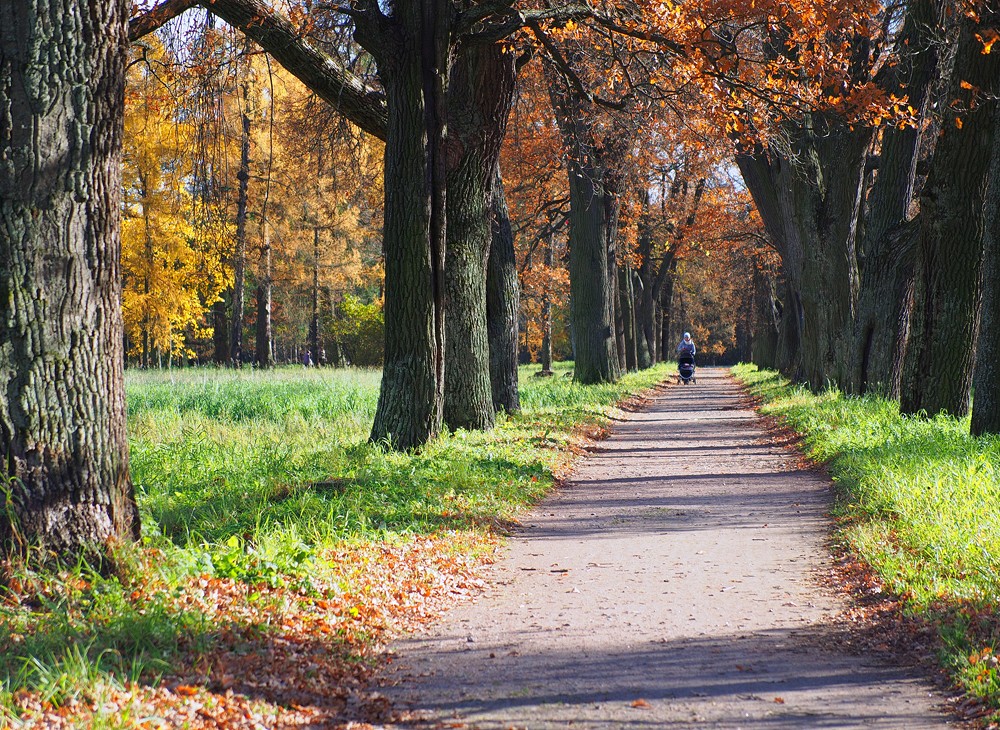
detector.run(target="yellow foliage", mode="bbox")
[122,38,226,359]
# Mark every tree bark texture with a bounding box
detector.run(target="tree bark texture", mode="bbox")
[364,0,450,449]
[972,104,1000,435]
[737,120,870,389]
[619,266,637,372]
[849,0,938,397]
[634,205,655,368]
[852,221,918,397]
[545,61,627,385]
[613,251,626,373]
[566,158,621,384]
[0,0,140,556]
[750,269,780,369]
[443,44,515,430]
[488,165,521,412]
[902,10,1000,418]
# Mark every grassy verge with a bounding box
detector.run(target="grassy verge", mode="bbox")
[1,361,669,727]
[732,363,1000,721]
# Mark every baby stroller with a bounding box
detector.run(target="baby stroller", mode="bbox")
[677,352,696,384]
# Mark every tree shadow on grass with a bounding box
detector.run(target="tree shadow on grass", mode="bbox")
[0,581,389,725]
[145,448,554,549]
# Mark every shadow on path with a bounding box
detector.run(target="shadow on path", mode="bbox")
[379,368,950,729]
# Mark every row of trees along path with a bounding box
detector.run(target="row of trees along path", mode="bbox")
[4,0,1000,573]
[378,369,948,728]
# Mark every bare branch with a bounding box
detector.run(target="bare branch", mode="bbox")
[129,0,199,42]
[197,0,387,140]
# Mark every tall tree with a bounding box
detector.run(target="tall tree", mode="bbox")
[972,103,1000,436]
[230,51,254,366]
[901,3,1000,418]
[1,0,140,557]
[443,44,517,431]
[848,0,939,398]
[544,59,634,384]
[487,165,522,413]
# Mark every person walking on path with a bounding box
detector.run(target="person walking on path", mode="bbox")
[676,331,696,357]
[378,367,948,728]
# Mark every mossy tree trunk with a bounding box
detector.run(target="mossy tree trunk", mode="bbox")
[488,165,522,412]
[361,0,451,449]
[901,9,1000,419]
[0,0,140,558]
[444,44,516,430]
[619,266,638,372]
[750,269,780,370]
[736,119,870,389]
[565,158,621,384]
[849,0,938,397]
[634,198,655,369]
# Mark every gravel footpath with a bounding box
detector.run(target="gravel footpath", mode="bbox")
[377,367,952,728]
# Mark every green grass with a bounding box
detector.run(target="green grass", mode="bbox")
[1,361,670,719]
[732,363,1000,715]
[129,362,667,557]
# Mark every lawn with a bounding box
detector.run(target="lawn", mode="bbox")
[0,361,669,727]
[732,364,1000,721]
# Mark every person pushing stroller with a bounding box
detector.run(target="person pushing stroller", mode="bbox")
[676,332,696,384]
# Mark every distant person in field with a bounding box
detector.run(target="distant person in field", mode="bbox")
[302,350,312,367]
[676,332,696,357]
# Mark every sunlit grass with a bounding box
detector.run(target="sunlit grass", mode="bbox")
[2,361,670,720]
[732,363,1000,715]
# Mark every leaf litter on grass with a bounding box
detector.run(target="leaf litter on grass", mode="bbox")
[2,363,670,728]
[2,534,498,729]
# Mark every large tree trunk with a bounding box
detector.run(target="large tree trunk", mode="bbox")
[443,44,515,430]
[972,105,1000,435]
[545,61,625,385]
[364,0,450,449]
[737,120,870,389]
[619,266,638,372]
[0,0,140,558]
[488,165,522,412]
[852,222,918,396]
[566,158,621,384]
[850,0,938,397]
[613,250,626,373]
[750,269,780,369]
[902,11,999,418]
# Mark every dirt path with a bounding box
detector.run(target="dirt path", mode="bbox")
[377,368,951,728]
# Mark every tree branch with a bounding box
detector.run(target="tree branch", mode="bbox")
[526,20,629,111]
[130,0,388,140]
[129,0,199,42]
[202,0,387,140]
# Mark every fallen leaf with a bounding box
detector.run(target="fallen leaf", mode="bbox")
[631,699,651,708]
[774,697,785,704]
